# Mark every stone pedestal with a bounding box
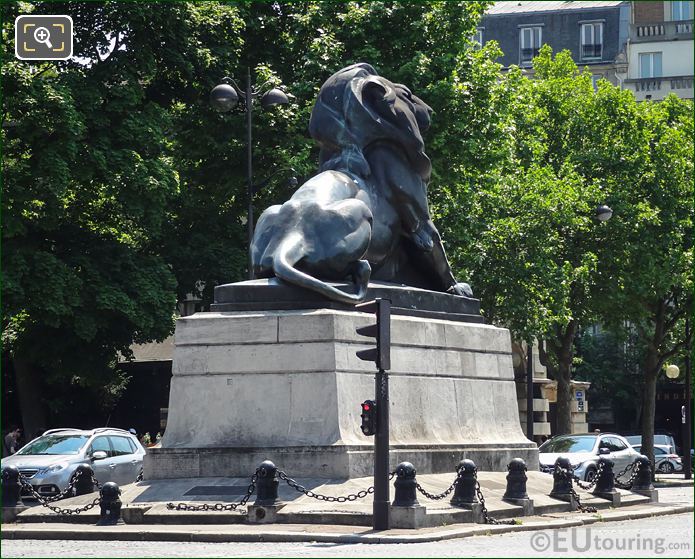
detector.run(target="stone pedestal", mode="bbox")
[146,308,537,479]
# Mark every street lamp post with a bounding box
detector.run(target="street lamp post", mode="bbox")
[210,69,290,279]
[684,316,692,479]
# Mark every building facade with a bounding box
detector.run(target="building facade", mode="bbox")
[480,1,630,86]
[624,0,694,100]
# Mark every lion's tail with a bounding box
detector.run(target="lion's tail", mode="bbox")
[273,235,368,304]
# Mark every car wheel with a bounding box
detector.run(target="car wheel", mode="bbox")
[658,461,675,474]
[584,466,597,483]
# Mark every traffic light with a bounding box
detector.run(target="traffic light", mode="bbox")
[360,400,377,436]
[355,298,391,370]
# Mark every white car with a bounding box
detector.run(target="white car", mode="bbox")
[539,432,641,482]
[1,428,146,500]
[632,444,683,474]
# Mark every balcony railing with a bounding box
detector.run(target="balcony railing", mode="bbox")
[624,76,694,101]
[581,44,602,59]
[631,19,694,42]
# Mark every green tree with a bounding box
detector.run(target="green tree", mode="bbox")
[445,46,685,440]
[598,94,693,466]
[1,1,246,433]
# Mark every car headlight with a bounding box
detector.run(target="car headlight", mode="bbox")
[40,463,69,474]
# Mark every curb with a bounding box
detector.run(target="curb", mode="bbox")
[2,505,692,544]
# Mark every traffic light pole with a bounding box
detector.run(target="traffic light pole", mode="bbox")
[373,366,390,530]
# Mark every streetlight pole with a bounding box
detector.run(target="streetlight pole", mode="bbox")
[245,67,254,280]
[210,70,291,280]
[684,316,692,479]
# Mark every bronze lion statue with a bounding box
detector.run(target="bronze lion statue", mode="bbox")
[251,63,471,303]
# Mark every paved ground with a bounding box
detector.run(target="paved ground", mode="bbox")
[2,512,692,557]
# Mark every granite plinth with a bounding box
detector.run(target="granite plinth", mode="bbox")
[211,279,483,323]
[146,308,537,480]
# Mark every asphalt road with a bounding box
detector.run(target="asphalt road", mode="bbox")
[3,488,693,558]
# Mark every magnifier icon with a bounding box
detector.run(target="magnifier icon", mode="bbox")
[33,26,53,49]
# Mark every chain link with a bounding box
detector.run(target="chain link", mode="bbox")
[555,466,597,513]
[474,478,516,525]
[415,476,458,500]
[573,460,605,491]
[17,471,101,515]
[166,471,258,512]
[614,461,640,490]
[277,470,396,502]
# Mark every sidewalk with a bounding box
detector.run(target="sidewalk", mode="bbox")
[2,503,692,544]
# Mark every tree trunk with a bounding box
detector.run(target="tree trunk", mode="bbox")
[13,357,48,440]
[640,343,661,473]
[551,320,577,435]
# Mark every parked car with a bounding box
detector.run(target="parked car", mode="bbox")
[632,444,683,474]
[625,434,677,455]
[0,428,146,499]
[539,433,641,482]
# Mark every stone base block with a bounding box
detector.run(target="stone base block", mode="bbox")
[390,505,427,529]
[632,488,659,503]
[247,503,285,524]
[146,443,539,480]
[593,490,621,506]
[503,497,534,515]
[150,308,537,480]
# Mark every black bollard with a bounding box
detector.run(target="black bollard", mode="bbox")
[392,462,418,507]
[503,458,528,501]
[254,460,279,505]
[73,464,95,497]
[593,457,615,494]
[450,459,478,507]
[96,481,122,525]
[549,457,573,500]
[632,455,654,491]
[2,466,23,508]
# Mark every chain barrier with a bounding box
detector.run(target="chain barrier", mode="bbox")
[277,470,396,503]
[474,479,516,525]
[415,476,458,501]
[573,460,605,491]
[614,461,640,490]
[166,470,258,512]
[17,470,101,515]
[554,466,596,513]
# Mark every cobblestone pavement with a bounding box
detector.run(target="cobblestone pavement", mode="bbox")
[3,488,692,558]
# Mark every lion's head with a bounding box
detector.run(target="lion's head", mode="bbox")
[309,63,432,180]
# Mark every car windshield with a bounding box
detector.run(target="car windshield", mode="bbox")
[539,436,596,454]
[625,436,640,445]
[16,434,88,455]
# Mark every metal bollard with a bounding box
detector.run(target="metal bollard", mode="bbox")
[549,457,573,499]
[503,458,528,500]
[392,462,418,507]
[593,457,615,494]
[632,455,654,491]
[254,460,279,505]
[73,464,95,496]
[96,481,122,525]
[2,466,23,508]
[450,459,478,507]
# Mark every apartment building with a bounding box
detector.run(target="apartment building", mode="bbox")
[624,1,694,100]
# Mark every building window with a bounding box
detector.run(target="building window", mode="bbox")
[473,28,484,49]
[639,52,662,78]
[591,74,602,90]
[520,26,542,64]
[581,22,603,60]
[671,1,691,20]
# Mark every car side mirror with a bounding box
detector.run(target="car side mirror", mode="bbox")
[599,447,611,455]
[91,450,108,461]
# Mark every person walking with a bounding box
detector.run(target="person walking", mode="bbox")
[3,425,22,457]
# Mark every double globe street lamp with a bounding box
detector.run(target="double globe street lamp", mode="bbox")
[210,68,296,279]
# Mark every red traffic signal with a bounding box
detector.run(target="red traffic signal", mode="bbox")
[360,399,377,436]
